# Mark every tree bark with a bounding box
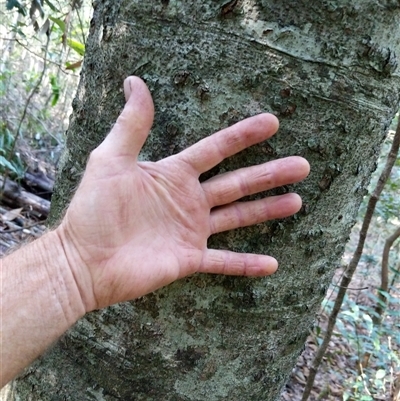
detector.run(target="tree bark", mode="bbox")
[9,1,400,400]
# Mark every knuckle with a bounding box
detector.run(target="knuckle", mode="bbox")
[88,146,105,163]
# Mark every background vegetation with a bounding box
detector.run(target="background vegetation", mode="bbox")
[0,1,399,399]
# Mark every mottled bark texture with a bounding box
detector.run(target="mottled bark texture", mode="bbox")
[10,1,400,400]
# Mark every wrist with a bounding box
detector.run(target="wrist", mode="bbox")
[54,224,97,313]
[39,230,88,323]
[0,229,87,385]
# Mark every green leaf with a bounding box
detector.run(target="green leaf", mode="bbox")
[49,75,60,106]
[49,16,65,33]
[375,369,386,380]
[67,38,85,56]
[377,290,390,300]
[43,0,59,12]
[0,156,19,174]
[6,0,26,15]
[1,128,15,149]
[65,60,82,70]
[359,396,373,401]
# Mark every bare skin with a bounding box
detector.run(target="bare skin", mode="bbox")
[0,76,310,386]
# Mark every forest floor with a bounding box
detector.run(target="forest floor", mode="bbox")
[281,233,400,401]
[1,145,399,401]
[281,167,400,401]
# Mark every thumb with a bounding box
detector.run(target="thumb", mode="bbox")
[98,76,155,158]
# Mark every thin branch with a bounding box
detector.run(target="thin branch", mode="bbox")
[0,36,78,75]
[374,225,400,324]
[1,222,41,233]
[331,284,369,291]
[301,118,400,401]
[15,37,70,72]
[75,6,86,45]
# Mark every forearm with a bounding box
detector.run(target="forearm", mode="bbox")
[0,231,85,387]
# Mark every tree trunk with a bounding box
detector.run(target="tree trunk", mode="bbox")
[9,1,400,400]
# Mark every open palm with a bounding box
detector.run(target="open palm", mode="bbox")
[58,77,310,312]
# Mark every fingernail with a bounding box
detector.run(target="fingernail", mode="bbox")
[124,77,133,102]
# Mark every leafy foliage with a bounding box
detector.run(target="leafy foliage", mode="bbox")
[341,294,399,400]
[0,0,91,170]
[0,126,25,179]
[320,290,400,400]
[6,0,27,16]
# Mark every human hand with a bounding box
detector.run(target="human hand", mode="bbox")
[57,76,310,312]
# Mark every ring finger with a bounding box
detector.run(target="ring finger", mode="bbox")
[209,193,302,234]
[202,156,309,208]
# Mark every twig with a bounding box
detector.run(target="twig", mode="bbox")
[75,6,87,45]
[301,118,400,401]
[331,284,369,291]
[1,36,79,76]
[1,37,61,69]
[1,222,41,233]
[374,226,400,324]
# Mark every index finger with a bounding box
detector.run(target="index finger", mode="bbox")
[179,114,279,174]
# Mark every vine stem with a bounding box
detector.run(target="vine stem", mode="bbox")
[301,119,400,401]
